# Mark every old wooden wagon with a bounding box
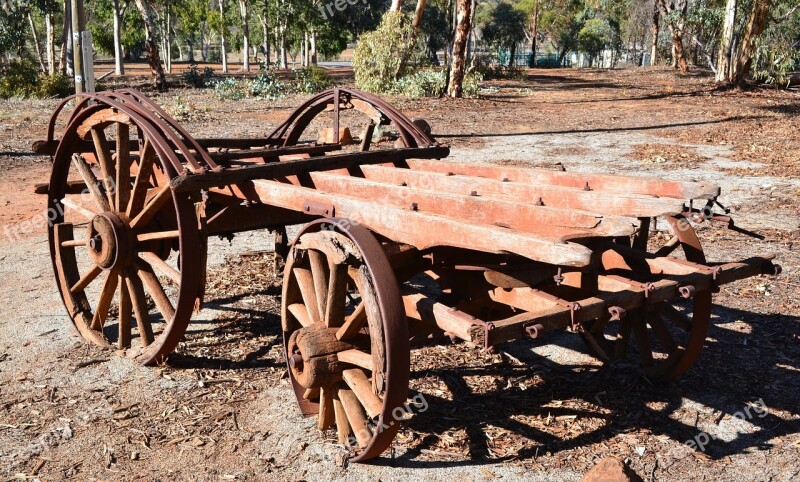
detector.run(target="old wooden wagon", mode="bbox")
[35,88,779,462]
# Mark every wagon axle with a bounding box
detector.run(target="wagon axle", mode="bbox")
[37,87,780,464]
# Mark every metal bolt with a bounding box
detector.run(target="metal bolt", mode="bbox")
[89,235,102,251]
[289,353,304,370]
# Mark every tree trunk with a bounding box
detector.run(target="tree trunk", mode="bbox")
[447,0,472,98]
[163,5,172,73]
[650,0,659,65]
[730,0,772,85]
[239,0,250,71]
[279,23,287,68]
[188,33,195,62]
[112,0,125,75]
[134,0,167,90]
[218,0,228,73]
[658,0,688,73]
[260,13,270,66]
[45,13,56,75]
[529,0,538,67]
[310,29,317,65]
[716,0,737,81]
[60,0,70,74]
[390,0,403,12]
[29,12,48,74]
[508,41,516,68]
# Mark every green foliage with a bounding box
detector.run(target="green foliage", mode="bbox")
[578,18,611,65]
[393,69,482,98]
[211,77,248,100]
[293,65,332,94]
[210,65,332,101]
[0,60,39,98]
[182,64,215,88]
[481,2,528,64]
[36,73,73,98]
[752,0,800,87]
[0,61,71,99]
[353,12,424,93]
[250,68,291,99]
[396,69,447,97]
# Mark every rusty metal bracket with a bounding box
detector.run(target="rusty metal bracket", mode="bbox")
[303,201,335,217]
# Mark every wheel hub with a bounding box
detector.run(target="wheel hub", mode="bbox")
[287,324,354,389]
[87,212,133,270]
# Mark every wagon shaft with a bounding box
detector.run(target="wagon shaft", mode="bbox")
[37,87,780,464]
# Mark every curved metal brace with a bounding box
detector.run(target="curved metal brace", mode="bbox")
[266,87,438,149]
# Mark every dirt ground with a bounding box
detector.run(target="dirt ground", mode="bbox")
[0,67,799,481]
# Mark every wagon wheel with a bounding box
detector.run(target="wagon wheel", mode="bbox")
[282,219,409,462]
[581,215,712,382]
[47,107,202,365]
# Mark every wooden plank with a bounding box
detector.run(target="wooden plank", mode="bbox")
[169,146,450,193]
[359,165,687,218]
[250,179,595,267]
[405,159,721,200]
[311,172,637,240]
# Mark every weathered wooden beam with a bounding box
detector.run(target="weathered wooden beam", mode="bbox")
[358,165,687,218]
[310,172,637,240]
[170,146,450,193]
[249,179,595,266]
[405,159,721,200]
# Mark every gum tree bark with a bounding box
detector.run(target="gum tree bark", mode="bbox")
[218,0,229,73]
[657,0,688,73]
[730,0,773,85]
[650,0,659,65]
[113,0,125,74]
[715,0,736,81]
[239,0,250,71]
[134,0,167,89]
[447,0,472,97]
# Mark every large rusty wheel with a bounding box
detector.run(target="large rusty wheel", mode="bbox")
[282,219,409,462]
[581,215,712,382]
[47,105,202,365]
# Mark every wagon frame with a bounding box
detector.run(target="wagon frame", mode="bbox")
[35,88,780,462]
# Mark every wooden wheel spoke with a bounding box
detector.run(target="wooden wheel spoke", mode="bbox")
[90,127,116,205]
[293,267,321,324]
[657,302,692,332]
[631,312,654,367]
[136,230,180,243]
[335,301,367,340]
[654,235,680,258]
[118,275,132,349]
[287,303,314,328]
[138,252,181,285]
[324,263,348,328]
[308,250,329,322]
[61,197,98,221]
[614,316,633,359]
[130,185,172,230]
[90,270,119,330]
[125,270,155,346]
[342,368,382,419]
[126,139,156,217]
[71,154,111,212]
[337,349,374,372]
[333,395,352,445]
[115,123,131,211]
[318,385,335,430]
[648,313,678,353]
[137,262,175,322]
[338,387,372,448]
[70,265,102,294]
